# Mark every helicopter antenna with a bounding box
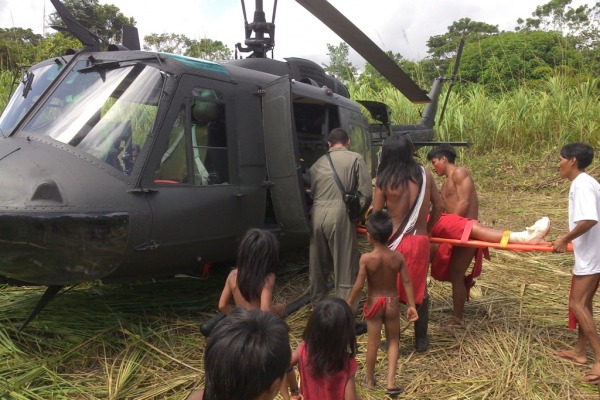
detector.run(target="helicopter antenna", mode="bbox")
[236,0,276,58]
[438,34,465,125]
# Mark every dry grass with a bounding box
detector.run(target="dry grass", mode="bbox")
[2,151,600,399]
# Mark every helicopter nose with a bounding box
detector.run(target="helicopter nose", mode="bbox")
[0,137,130,285]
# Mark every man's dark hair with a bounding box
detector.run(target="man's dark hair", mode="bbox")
[328,128,350,145]
[236,228,279,303]
[560,142,594,170]
[303,297,356,377]
[376,134,422,190]
[427,144,457,164]
[203,308,291,400]
[366,210,393,244]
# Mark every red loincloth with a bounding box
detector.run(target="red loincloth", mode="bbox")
[431,243,490,301]
[431,213,473,240]
[396,235,430,305]
[362,297,388,320]
[430,214,490,301]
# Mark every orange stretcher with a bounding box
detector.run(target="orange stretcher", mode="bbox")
[356,226,573,252]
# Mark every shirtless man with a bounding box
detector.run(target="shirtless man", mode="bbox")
[372,134,444,352]
[428,144,552,325]
[428,144,479,325]
[347,211,419,393]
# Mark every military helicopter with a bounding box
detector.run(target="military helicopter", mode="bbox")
[0,0,462,327]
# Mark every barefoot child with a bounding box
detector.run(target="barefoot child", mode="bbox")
[218,228,285,315]
[290,297,359,400]
[347,210,419,395]
[551,143,600,385]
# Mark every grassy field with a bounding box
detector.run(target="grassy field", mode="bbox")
[1,149,600,399]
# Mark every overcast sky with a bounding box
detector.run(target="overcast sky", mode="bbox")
[0,0,590,68]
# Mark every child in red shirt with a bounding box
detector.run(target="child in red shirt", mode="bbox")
[290,297,359,400]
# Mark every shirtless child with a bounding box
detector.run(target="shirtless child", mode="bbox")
[347,211,419,395]
[427,144,551,325]
[218,228,285,316]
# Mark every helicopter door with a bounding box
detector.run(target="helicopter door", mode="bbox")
[262,76,310,237]
[140,81,242,272]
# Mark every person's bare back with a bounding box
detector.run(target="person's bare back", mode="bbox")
[218,269,284,315]
[374,168,442,236]
[221,269,262,311]
[361,248,403,298]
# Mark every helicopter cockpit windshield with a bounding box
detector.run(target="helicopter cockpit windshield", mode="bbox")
[19,59,164,175]
[0,61,66,136]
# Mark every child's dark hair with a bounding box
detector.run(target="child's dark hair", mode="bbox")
[377,134,422,191]
[203,308,291,400]
[303,297,357,377]
[236,228,279,302]
[366,210,393,244]
[427,144,457,163]
[560,142,594,170]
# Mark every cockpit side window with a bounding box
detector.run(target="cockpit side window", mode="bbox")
[155,106,189,184]
[154,87,229,186]
[190,88,228,185]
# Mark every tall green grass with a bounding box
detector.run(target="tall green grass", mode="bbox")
[0,70,17,114]
[350,75,600,154]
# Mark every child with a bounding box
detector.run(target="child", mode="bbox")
[347,210,419,395]
[290,297,359,400]
[186,308,291,400]
[551,143,600,385]
[218,228,285,315]
[217,228,296,399]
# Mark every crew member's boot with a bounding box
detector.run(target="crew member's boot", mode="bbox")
[414,296,430,353]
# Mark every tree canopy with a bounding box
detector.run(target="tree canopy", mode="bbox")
[322,43,357,85]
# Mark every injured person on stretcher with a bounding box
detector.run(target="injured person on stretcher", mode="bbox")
[426,143,551,326]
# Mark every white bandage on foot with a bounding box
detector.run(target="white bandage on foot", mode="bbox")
[509,216,550,244]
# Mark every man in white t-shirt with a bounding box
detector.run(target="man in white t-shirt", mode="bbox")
[552,142,600,385]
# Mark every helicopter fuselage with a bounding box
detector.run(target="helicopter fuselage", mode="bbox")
[0,50,372,286]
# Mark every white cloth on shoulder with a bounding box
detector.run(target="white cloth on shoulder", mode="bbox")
[388,166,426,251]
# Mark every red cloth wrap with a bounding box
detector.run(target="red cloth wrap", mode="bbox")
[569,276,577,330]
[395,235,430,305]
[362,297,387,320]
[430,215,490,301]
[431,213,473,240]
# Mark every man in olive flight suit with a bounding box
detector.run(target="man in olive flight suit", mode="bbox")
[309,128,372,306]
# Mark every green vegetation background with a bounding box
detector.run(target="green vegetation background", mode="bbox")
[1,0,600,399]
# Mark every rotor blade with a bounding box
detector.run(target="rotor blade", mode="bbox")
[50,0,101,51]
[295,0,430,104]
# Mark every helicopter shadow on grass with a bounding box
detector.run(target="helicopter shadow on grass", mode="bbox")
[0,245,312,338]
[0,273,226,337]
